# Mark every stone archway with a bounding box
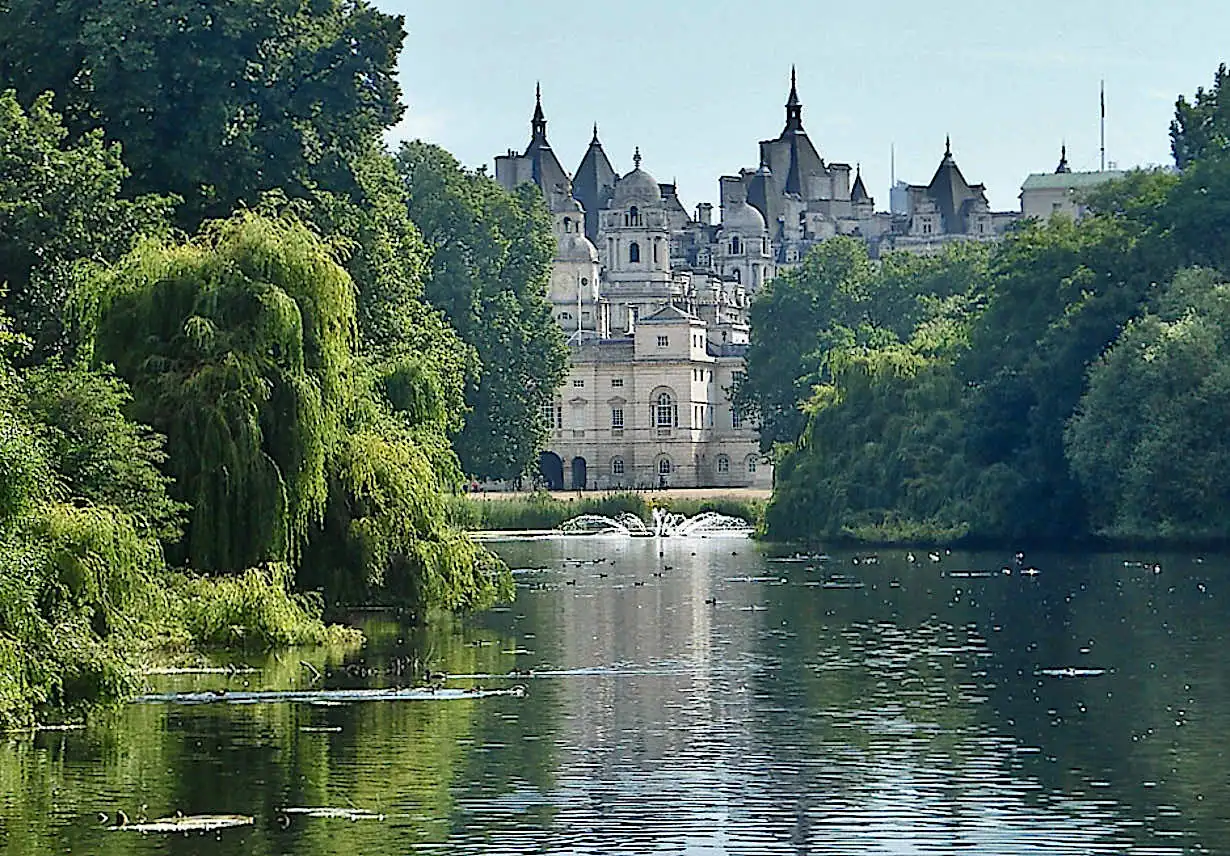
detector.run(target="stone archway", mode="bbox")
[538,451,564,491]
[570,456,588,491]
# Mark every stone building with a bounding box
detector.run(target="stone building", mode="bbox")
[496,88,770,490]
[1019,145,1124,221]
[887,137,1018,254]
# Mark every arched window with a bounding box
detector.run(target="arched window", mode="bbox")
[732,268,741,283]
[747,456,758,474]
[629,242,641,263]
[658,458,672,475]
[626,206,640,226]
[563,217,573,233]
[611,457,625,476]
[730,236,742,255]
[717,455,730,473]
[652,239,659,263]
[655,392,674,428]
[762,238,768,254]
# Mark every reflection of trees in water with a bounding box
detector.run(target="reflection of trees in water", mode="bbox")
[0,614,527,856]
[753,549,1230,852]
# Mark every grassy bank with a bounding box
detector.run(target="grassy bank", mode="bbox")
[446,491,766,532]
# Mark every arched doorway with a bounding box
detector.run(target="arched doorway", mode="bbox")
[538,451,564,490]
[570,456,588,490]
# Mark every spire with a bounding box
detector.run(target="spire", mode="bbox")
[633,147,642,170]
[783,66,803,133]
[945,135,952,158]
[1055,142,1071,173]
[531,82,546,138]
[851,163,870,203]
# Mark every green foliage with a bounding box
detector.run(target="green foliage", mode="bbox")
[1171,63,1230,169]
[167,564,361,649]
[21,363,186,541]
[80,212,355,572]
[0,0,407,228]
[738,238,988,451]
[1067,268,1230,539]
[396,142,569,480]
[0,90,172,360]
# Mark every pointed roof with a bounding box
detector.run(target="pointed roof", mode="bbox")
[774,67,822,196]
[520,84,570,208]
[918,137,985,234]
[851,164,870,203]
[573,123,618,241]
[640,303,700,324]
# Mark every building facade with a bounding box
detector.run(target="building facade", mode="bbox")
[493,71,1025,488]
[1019,146,1125,221]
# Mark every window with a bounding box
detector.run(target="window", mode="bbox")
[573,379,585,388]
[626,206,640,227]
[581,277,589,287]
[717,455,730,473]
[658,458,672,475]
[730,236,742,254]
[611,378,624,388]
[732,409,744,429]
[540,403,554,426]
[652,240,659,263]
[747,457,758,474]
[563,216,573,233]
[656,335,669,348]
[559,312,573,321]
[629,241,641,263]
[733,268,741,283]
[612,457,625,475]
[611,408,624,429]
[655,392,674,428]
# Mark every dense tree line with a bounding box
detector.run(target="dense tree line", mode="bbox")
[0,0,564,723]
[747,65,1230,545]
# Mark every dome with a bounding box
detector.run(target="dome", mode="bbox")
[720,201,767,232]
[558,233,599,263]
[613,167,661,205]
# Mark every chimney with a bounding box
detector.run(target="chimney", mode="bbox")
[696,203,713,226]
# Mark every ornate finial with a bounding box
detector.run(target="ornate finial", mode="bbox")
[945,135,952,157]
[633,147,642,170]
[592,122,599,143]
[536,81,541,104]
[856,162,861,176]
[1056,141,1071,173]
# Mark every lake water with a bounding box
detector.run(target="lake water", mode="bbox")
[2,536,1227,854]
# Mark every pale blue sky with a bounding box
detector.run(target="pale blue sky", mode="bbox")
[385,1,1227,212]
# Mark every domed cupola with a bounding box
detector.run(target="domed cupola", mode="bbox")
[720,201,767,233]
[613,148,662,206]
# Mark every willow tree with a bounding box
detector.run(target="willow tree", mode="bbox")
[79,212,356,573]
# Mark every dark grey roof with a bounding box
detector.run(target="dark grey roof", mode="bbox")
[522,86,571,205]
[926,138,978,234]
[850,167,870,203]
[573,124,617,241]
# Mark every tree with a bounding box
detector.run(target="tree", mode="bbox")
[0,90,172,360]
[1067,268,1230,539]
[1171,63,1230,169]
[395,142,568,481]
[79,212,355,572]
[0,0,406,229]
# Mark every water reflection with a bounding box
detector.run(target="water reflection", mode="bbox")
[1,541,1227,854]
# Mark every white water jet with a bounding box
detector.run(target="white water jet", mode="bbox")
[556,508,753,538]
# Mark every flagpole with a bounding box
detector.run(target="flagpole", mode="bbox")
[1100,80,1106,172]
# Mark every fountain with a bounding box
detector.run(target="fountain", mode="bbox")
[555,508,753,538]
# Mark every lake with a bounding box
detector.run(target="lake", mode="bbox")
[2,536,1226,854]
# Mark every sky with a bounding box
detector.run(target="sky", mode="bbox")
[383,1,1227,213]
